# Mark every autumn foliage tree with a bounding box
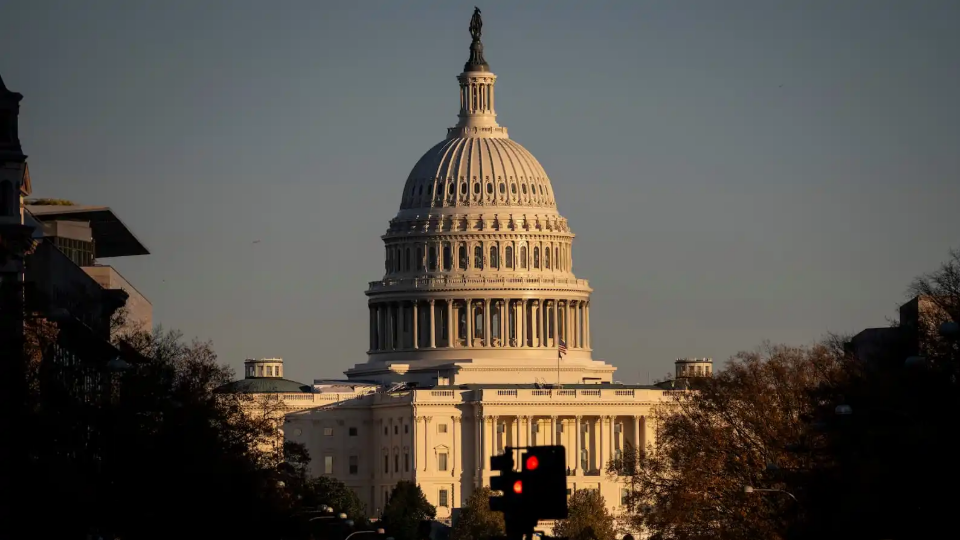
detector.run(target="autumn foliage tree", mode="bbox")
[451,487,505,540]
[613,343,845,540]
[553,489,618,540]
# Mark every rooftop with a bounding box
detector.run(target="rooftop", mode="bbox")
[215,377,314,394]
[26,205,149,258]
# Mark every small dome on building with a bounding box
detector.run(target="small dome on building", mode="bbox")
[675,357,713,378]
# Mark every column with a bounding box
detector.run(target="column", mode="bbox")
[369,305,377,350]
[451,416,459,477]
[466,299,474,346]
[412,301,419,349]
[484,298,492,347]
[513,416,520,449]
[572,416,581,474]
[484,416,495,469]
[552,299,559,347]
[429,299,436,348]
[531,301,540,347]
[633,415,641,453]
[585,301,591,349]
[518,300,526,348]
[566,301,573,346]
[550,416,557,445]
[423,416,432,472]
[447,299,455,347]
[475,413,483,473]
[397,302,405,349]
[599,416,609,473]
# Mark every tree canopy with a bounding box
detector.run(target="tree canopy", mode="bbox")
[553,489,618,540]
[451,487,505,540]
[380,480,437,540]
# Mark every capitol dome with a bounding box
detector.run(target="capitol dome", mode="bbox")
[346,11,615,386]
[400,137,557,214]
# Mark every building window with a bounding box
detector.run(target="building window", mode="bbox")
[490,245,499,269]
[404,424,409,434]
[520,246,527,269]
[439,489,449,508]
[405,248,411,271]
[349,456,359,475]
[438,453,449,471]
[443,244,452,270]
[384,426,389,435]
[428,245,437,271]
[323,428,334,436]
[349,427,358,436]
[458,243,468,270]
[384,455,389,474]
[324,456,333,474]
[395,454,400,473]
[405,452,410,472]
[473,245,483,269]
[416,246,424,271]
[394,425,399,435]
[438,424,448,434]
[505,246,514,269]
[620,488,629,506]
[533,247,540,269]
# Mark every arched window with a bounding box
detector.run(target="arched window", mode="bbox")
[474,245,483,269]
[505,246,514,269]
[533,247,540,269]
[492,305,500,340]
[404,248,411,271]
[520,246,527,269]
[458,305,467,339]
[458,243,468,270]
[428,246,438,271]
[442,244,452,271]
[490,245,499,269]
[416,246,424,271]
[544,248,551,269]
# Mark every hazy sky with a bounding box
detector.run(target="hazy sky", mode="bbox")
[2,0,958,384]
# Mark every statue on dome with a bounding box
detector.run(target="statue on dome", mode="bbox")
[469,7,483,41]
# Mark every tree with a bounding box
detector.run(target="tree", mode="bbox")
[553,490,617,540]
[99,328,291,540]
[614,342,844,540]
[380,480,437,540]
[451,487,504,540]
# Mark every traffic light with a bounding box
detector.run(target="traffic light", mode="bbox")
[489,447,517,513]
[489,445,568,526]
[521,446,568,520]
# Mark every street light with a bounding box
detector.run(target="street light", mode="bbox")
[743,485,799,503]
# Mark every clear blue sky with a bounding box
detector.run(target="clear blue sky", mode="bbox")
[2,0,958,384]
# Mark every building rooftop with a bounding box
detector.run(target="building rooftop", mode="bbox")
[429,382,666,391]
[25,205,149,258]
[215,377,314,394]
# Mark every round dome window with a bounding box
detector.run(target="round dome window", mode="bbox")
[521,184,527,194]
[474,183,481,194]
[511,184,517,194]
[486,183,493,194]
[499,182,506,193]
[460,183,467,195]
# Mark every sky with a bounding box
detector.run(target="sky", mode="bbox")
[1,0,958,384]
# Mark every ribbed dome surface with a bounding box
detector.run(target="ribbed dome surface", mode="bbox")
[399,136,558,211]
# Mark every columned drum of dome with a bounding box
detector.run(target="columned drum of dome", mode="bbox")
[346,12,615,385]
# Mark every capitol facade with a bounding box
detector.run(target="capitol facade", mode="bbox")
[281,12,698,530]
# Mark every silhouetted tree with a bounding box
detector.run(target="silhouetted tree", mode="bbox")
[380,480,437,540]
[451,487,504,540]
[614,343,844,540]
[553,490,617,540]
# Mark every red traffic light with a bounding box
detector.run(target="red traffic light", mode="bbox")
[513,480,523,494]
[525,455,539,470]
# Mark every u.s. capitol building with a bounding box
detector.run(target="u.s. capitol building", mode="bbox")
[272,11,709,528]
